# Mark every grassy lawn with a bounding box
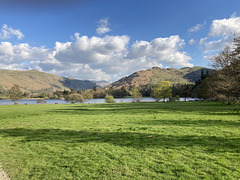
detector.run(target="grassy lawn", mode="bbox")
[0,102,239,179]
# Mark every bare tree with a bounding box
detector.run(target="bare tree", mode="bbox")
[207,35,240,103]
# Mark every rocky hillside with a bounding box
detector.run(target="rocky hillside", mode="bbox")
[0,69,97,92]
[109,66,212,89]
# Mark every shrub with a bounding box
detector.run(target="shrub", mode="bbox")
[169,97,176,102]
[175,95,180,101]
[65,94,84,104]
[36,99,47,104]
[105,94,116,103]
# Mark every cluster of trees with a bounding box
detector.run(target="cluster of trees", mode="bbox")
[171,70,210,100]
[3,75,202,104]
[64,89,94,103]
[5,81,173,104]
[198,35,240,103]
[0,87,58,100]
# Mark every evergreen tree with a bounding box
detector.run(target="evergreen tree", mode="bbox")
[93,83,97,91]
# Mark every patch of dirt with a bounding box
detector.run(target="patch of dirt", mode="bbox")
[0,163,10,180]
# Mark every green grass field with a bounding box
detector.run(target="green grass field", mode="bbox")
[0,102,239,179]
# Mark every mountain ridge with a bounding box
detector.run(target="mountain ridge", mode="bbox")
[0,69,99,92]
[109,66,213,89]
[0,66,213,93]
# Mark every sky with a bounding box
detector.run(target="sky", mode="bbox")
[0,0,240,82]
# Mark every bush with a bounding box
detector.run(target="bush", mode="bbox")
[105,95,116,103]
[65,94,84,104]
[175,95,180,101]
[169,97,176,102]
[36,99,47,104]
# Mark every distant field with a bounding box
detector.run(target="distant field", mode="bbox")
[0,102,239,179]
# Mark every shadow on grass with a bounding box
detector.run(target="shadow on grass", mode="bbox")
[0,128,239,152]
[137,119,240,127]
[51,102,240,116]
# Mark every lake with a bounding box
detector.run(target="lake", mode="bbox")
[0,97,199,105]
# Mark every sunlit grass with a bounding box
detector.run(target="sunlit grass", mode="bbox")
[0,102,239,179]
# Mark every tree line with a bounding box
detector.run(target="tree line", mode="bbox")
[4,81,172,104]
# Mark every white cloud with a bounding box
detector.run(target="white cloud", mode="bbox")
[199,36,230,54]
[189,39,196,45]
[200,14,240,54]
[52,34,193,80]
[54,34,129,67]
[0,31,193,82]
[0,62,30,71]
[0,42,48,64]
[188,21,206,33]
[96,18,111,35]
[0,24,24,40]
[208,14,240,37]
[127,35,193,68]
[56,64,113,81]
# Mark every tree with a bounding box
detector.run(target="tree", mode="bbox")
[182,85,191,101]
[129,86,142,102]
[109,86,129,98]
[153,81,172,102]
[65,93,84,104]
[53,90,63,99]
[39,92,47,98]
[93,83,97,91]
[81,90,93,102]
[205,35,240,103]
[104,94,116,103]
[63,89,69,96]
[9,84,23,104]
[93,87,106,98]
[23,92,30,98]
[0,85,7,96]
[175,95,180,101]
[69,88,77,94]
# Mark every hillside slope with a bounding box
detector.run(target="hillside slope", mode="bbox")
[109,66,212,89]
[0,69,96,92]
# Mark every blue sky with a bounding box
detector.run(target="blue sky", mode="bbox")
[0,0,240,82]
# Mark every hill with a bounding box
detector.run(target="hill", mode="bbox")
[91,80,110,87]
[109,66,212,89]
[0,69,97,92]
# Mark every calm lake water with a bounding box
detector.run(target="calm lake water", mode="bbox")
[0,97,199,105]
